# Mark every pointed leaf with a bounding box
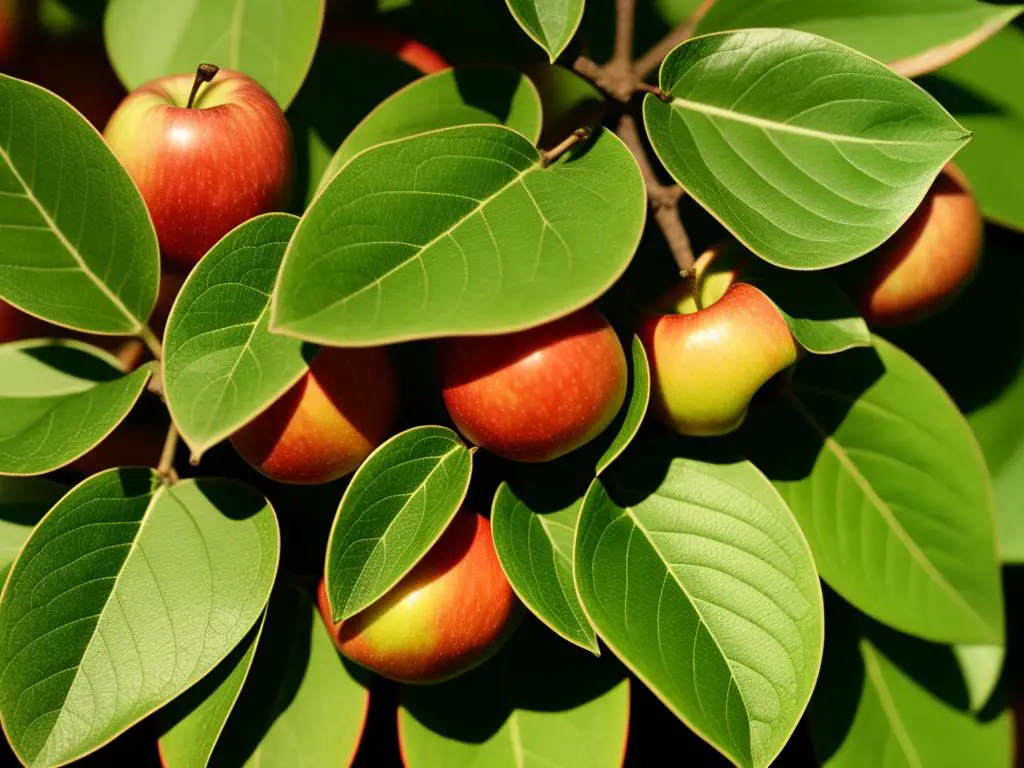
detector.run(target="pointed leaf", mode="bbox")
[163,214,312,460]
[954,643,1004,713]
[104,0,324,109]
[740,337,1004,645]
[0,340,152,476]
[208,583,370,768]
[643,29,969,270]
[0,478,64,583]
[320,67,543,192]
[0,469,279,768]
[399,618,629,768]
[594,335,651,474]
[326,426,472,621]
[0,74,159,334]
[504,0,585,62]
[574,438,824,768]
[272,124,645,346]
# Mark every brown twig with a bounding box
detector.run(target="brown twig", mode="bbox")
[157,422,180,485]
[613,0,637,64]
[139,324,162,361]
[634,0,716,80]
[541,127,592,165]
[616,114,694,273]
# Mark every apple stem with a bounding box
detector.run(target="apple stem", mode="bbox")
[157,422,180,485]
[186,63,220,109]
[540,128,592,166]
[682,269,702,310]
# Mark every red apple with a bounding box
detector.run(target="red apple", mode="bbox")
[438,307,628,463]
[855,164,982,326]
[104,66,293,271]
[639,248,799,437]
[325,21,449,74]
[317,509,520,684]
[230,346,398,485]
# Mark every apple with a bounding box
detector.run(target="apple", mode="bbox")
[324,20,449,74]
[104,65,293,271]
[437,307,628,463]
[317,509,520,684]
[639,247,799,437]
[230,346,398,485]
[852,164,983,326]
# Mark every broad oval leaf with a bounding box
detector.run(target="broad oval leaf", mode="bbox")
[0,469,279,768]
[207,583,370,768]
[319,67,543,192]
[505,0,585,62]
[157,612,266,768]
[163,214,311,460]
[696,0,1023,78]
[594,335,651,474]
[272,124,646,346]
[399,617,629,768]
[104,0,324,109]
[0,478,64,583]
[643,29,969,270]
[0,340,152,476]
[740,337,1004,645]
[326,426,472,621]
[0,74,159,334]
[575,439,824,768]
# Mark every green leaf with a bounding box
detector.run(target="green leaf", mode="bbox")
[0,478,64,584]
[810,602,1011,768]
[157,613,266,768]
[594,335,651,474]
[326,426,472,621]
[505,0,585,62]
[740,337,1004,645]
[923,27,1024,232]
[954,643,1004,713]
[696,0,1023,78]
[0,469,279,768]
[643,29,969,270]
[104,0,324,109]
[0,340,152,476]
[208,583,370,767]
[163,213,311,461]
[0,74,159,334]
[399,618,629,768]
[491,464,595,653]
[319,67,543,193]
[575,438,824,768]
[272,124,645,346]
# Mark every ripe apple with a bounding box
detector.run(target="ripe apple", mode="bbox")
[852,164,983,326]
[104,65,293,271]
[230,346,398,485]
[324,20,449,74]
[639,248,799,437]
[317,509,520,684]
[437,307,628,463]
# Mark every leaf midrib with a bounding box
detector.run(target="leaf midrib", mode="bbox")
[861,642,924,768]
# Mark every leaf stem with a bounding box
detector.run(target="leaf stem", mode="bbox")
[541,127,592,166]
[139,324,162,361]
[186,63,220,109]
[634,0,716,80]
[157,422,180,485]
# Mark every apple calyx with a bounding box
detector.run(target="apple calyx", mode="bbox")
[186,63,220,109]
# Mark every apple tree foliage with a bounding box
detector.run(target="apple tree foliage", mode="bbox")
[0,0,1022,766]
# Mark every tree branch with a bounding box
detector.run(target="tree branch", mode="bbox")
[613,0,637,65]
[634,0,716,80]
[157,421,180,485]
[616,114,694,273]
[139,324,162,361]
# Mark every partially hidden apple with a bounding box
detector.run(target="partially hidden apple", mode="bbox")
[324,20,449,74]
[230,346,398,485]
[317,509,520,684]
[639,247,799,437]
[852,164,983,326]
[104,65,293,271]
[438,307,627,463]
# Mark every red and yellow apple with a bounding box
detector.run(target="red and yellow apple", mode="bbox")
[104,67,293,271]
[317,509,520,684]
[639,248,799,437]
[854,164,982,326]
[438,307,627,463]
[230,346,398,485]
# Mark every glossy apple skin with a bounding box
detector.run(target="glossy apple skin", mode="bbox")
[640,282,799,437]
[859,166,983,326]
[325,21,449,74]
[438,308,628,463]
[318,510,520,684]
[230,346,398,485]
[104,69,293,270]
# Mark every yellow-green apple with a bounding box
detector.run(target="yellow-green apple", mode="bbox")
[639,248,799,437]
[317,509,520,683]
[438,307,627,463]
[104,66,293,271]
[230,346,398,485]
[853,164,983,326]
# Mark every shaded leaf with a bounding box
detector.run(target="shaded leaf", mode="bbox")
[0,477,64,583]
[505,0,585,61]
[594,335,651,474]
